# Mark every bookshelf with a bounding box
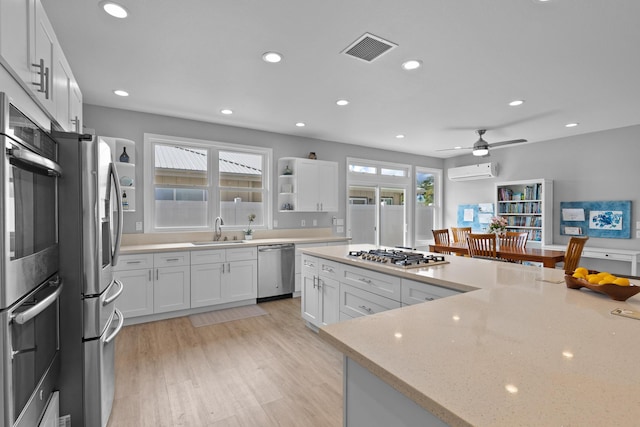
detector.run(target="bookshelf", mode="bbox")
[495,179,553,246]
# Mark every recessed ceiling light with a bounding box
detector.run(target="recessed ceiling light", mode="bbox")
[100,1,128,18]
[396,134,405,139]
[295,122,306,127]
[454,146,463,150]
[113,89,129,97]
[221,109,233,115]
[565,122,579,128]
[401,60,422,70]
[509,99,525,106]
[336,99,349,106]
[262,52,282,63]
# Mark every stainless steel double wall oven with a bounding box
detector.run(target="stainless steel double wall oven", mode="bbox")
[0,92,63,427]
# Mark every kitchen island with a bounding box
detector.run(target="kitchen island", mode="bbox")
[304,244,640,426]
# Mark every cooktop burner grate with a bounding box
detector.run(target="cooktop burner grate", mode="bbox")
[347,249,447,268]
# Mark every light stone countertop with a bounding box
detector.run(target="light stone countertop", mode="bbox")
[120,236,350,254]
[306,244,640,427]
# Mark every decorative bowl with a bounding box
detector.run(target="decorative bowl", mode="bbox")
[565,273,640,301]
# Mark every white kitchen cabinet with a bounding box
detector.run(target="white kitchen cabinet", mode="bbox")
[340,264,402,302]
[339,283,401,318]
[401,279,461,306]
[277,157,339,212]
[301,254,341,328]
[0,0,83,130]
[190,247,257,308]
[113,253,154,318]
[154,264,191,313]
[294,242,329,295]
[0,0,35,85]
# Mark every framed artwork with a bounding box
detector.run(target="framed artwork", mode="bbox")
[560,200,631,238]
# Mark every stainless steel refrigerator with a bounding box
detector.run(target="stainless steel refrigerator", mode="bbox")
[56,132,124,427]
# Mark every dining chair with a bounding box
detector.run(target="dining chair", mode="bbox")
[432,229,451,254]
[563,236,589,274]
[451,227,472,243]
[466,233,497,259]
[499,232,528,249]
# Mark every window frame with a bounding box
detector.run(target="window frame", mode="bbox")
[143,133,272,233]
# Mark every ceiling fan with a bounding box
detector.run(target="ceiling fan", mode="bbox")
[441,129,527,157]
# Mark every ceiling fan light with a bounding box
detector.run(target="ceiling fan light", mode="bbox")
[473,148,489,157]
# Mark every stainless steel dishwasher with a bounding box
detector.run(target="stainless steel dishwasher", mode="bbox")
[257,244,295,302]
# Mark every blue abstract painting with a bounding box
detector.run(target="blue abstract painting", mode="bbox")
[590,211,623,230]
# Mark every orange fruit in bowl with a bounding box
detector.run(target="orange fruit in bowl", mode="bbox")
[588,275,602,284]
[574,267,589,276]
[612,277,631,287]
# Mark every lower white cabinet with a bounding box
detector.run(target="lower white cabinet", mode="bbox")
[191,247,257,308]
[401,279,461,306]
[339,283,401,318]
[301,254,341,328]
[154,264,190,314]
[114,267,153,317]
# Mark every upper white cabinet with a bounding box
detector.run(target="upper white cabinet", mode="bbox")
[277,157,339,212]
[0,0,82,131]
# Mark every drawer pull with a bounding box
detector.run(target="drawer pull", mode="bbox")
[424,297,435,301]
[359,278,373,284]
[165,258,180,262]
[127,261,141,264]
[358,305,373,314]
[322,267,334,273]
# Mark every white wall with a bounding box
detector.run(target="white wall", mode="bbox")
[83,104,444,234]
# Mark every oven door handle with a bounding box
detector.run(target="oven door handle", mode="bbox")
[7,147,62,177]
[104,308,124,344]
[103,279,124,305]
[12,279,63,325]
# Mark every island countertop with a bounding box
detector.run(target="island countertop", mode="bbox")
[306,244,640,426]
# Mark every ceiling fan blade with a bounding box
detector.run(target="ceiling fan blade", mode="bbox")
[436,146,472,152]
[488,138,527,148]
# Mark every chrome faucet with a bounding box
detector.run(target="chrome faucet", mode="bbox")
[214,216,224,241]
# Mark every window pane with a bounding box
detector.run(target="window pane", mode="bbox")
[348,186,376,244]
[154,144,208,186]
[349,164,377,174]
[416,172,435,205]
[219,151,263,188]
[154,187,208,228]
[381,168,406,177]
[220,191,263,227]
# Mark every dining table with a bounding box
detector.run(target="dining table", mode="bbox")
[428,242,566,268]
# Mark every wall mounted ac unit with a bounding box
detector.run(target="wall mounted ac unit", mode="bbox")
[447,162,498,181]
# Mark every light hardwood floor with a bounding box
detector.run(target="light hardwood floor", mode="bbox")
[107,298,343,427]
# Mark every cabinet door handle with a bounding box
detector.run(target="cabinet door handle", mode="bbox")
[322,267,334,273]
[156,269,159,280]
[228,263,231,273]
[127,260,141,264]
[222,263,225,274]
[44,66,50,99]
[358,305,373,314]
[148,270,152,281]
[32,58,46,94]
[317,277,322,289]
[165,258,180,262]
[320,202,323,211]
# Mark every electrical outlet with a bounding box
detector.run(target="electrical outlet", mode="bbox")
[135,221,143,231]
[332,216,337,225]
[636,230,640,238]
[273,219,278,228]
[636,221,640,229]
[337,226,344,233]
[337,218,344,226]
[301,219,306,227]
[313,219,317,226]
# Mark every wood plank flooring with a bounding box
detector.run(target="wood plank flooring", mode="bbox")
[107,298,343,427]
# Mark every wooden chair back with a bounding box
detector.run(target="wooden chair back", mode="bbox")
[432,229,450,246]
[466,233,497,259]
[564,236,589,274]
[499,232,528,250]
[451,227,472,243]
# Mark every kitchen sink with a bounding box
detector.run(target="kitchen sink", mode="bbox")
[191,240,246,246]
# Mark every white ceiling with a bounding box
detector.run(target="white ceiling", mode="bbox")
[42,0,640,158]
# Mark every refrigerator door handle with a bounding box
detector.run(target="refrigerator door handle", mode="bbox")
[103,308,124,344]
[110,162,124,267]
[103,279,124,306]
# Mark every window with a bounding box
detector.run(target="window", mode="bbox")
[144,134,271,232]
[414,167,443,248]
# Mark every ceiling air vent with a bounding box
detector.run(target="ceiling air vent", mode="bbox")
[341,33,398,62]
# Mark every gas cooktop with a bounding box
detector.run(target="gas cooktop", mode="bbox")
[347,249,448,268]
